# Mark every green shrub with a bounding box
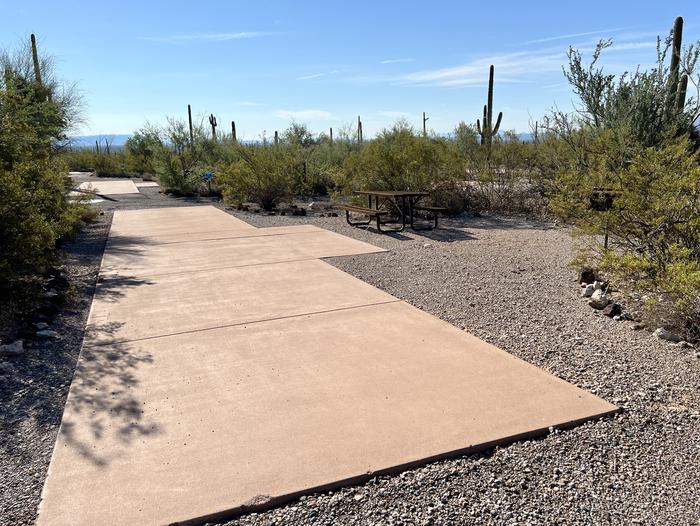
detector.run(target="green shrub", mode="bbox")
[125,125,161,175]
[555,135,700,338]
[0,35,88,322]
[153,118,208,195]
[218,145,298,210]
[340,121,452,193]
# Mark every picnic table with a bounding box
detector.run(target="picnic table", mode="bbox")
[337,190,446,233]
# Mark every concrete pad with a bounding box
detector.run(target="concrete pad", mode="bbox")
[77,180,140,195]
[110,206,255,237]
[38,301,617,526]
[85,259,396,344]
[100,230,386,277]
[108,224,325,246]
[135,181,160,187]
[37,205,617,526]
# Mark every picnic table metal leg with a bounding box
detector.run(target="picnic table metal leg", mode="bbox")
[345,210,372,226]
[409,196,439,231]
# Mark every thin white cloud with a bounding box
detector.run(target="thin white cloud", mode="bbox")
[274,109,333,120]
[296,73,327,80]
[608,41,657,51]
[380,58,415,64]
[239,101,263,107]
[398,50,565,87]
[144,32,269,43]
[296,70,341,81]
[523,27,629,45]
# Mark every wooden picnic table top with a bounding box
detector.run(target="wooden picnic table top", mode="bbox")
[354,190,429,198]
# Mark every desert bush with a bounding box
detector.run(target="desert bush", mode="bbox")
[340,121,453,192]
[125,124,161,175]
[555,136,700,337]
[153,118,211,195]
[557,24,699,148]
[0,35,89,303]
[546,18,700,339]
[218,144,299,210]
[93,150,125,176]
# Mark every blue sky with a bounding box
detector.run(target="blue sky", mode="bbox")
[3,1,698,138]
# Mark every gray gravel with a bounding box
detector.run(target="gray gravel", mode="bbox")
[0,213,111,526]
[2,187,699,525]
[213,210,700,526]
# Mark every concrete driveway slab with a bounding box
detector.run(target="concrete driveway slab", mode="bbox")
[38,301,617,526]
[86,259,397,344]
[77,180,140,195]
[110,206,255,236]
[100,230,386,277]
[107,224,326,246]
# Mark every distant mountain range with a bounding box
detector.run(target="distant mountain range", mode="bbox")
[69,134,131,148]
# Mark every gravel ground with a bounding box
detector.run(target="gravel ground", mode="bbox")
[215,210,700,526]
[2,184,699,525]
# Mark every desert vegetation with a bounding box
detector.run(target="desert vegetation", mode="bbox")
[0,35,93,335]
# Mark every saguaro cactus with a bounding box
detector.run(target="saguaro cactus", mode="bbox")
[209,113,217,141]
[274,130,279,145]
[667,16,688,116]
[357,115,363,144]
[30,34,42,86]
[187,105,194,143]
[476,65,503,151]
[231,121,237,142]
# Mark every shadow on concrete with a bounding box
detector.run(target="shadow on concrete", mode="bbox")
[0,218,160,474]
[59,321,162,467]
[93,274,155,303]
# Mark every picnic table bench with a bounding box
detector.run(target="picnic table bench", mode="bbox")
[337,190,446,233]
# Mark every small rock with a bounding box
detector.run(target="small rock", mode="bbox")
[588,289,610,310]
[34,322,49,330]
[602,302,622,318]
[0,361,15,375]
[292,209,306,216]
[653,328,682,343]
[423,243,432,248]
[36,329,61,339]
[631,323,645,331]
[581,284,595,298]
[613,315,622,321]
[593,281,606,291]
[329,212,338,217]
[0,340,24,357]
[676,341,694,349]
